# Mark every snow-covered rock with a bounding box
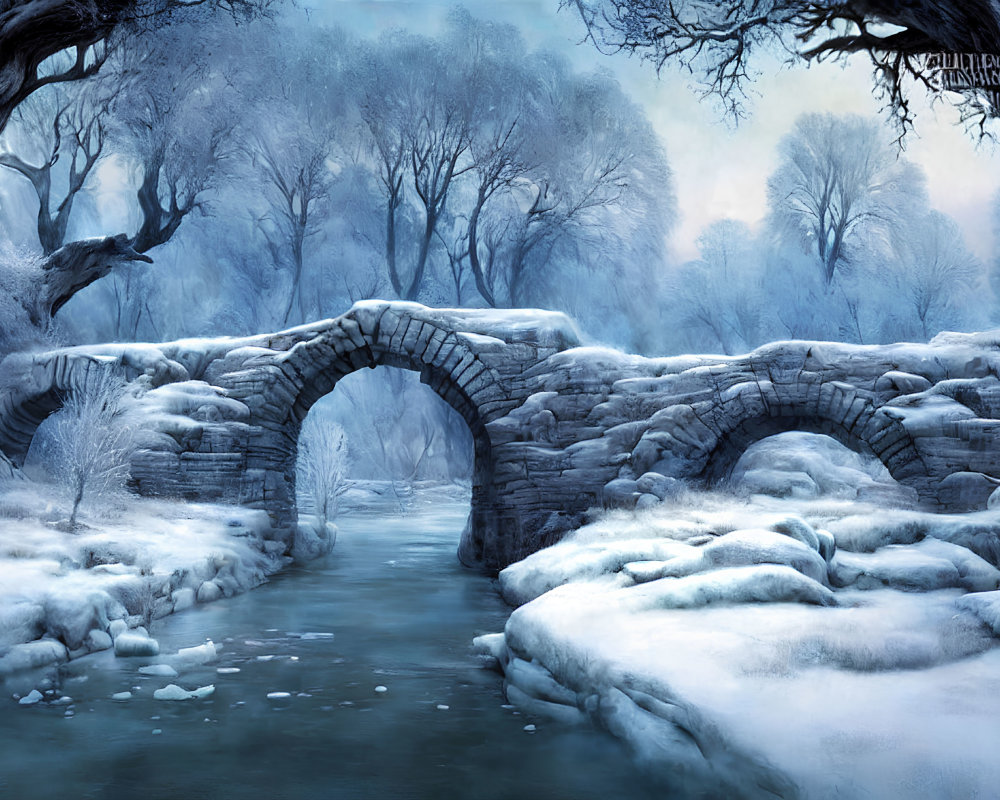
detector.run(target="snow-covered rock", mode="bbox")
[0,639,67,676]
[0,490,286,675]
[114,631,160,657]
[291,515,336,563]
[957,591,1000,635]
[499,537,695,606]
[196,581,222,604]
[487,492,1000,798]
[86,629,112,652]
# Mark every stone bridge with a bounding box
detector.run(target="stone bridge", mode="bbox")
[3,301,1000,570]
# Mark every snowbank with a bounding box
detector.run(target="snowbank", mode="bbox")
[730,431,916,504]
[481,494,1000,798]
[0,484,286,676]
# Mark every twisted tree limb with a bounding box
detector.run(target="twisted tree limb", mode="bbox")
[40,233,152,321]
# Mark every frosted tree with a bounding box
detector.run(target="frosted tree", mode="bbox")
[891,211,984,340]
[297,416,350,528]
[501,68,667,308]
[242,25,356,325]
[358,30,474,302]
[49,369,136,528]
[766,113,923,288]
[0,0,274,135]
[110,26,240,255]
[0,242,47,353]
[0,0,275,335]
[672,220,765,354]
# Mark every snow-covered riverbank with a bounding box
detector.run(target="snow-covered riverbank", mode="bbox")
[0,483,286,676]
[476,493,1000,798]
[0,479,472,678]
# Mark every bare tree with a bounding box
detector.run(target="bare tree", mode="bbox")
[433,218,470,305]
[251,132,334,324]
[567,0,1000,136]
[0,2,274,341]
[499,68,664,307]
[0,70,113,254]
[111,27,238,255]
[241,25,355,325]
[359,31,474,301]
[49,368,136,528]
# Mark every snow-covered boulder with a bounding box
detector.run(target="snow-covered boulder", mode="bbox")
[114,630,159,657]
[291,515,337,563]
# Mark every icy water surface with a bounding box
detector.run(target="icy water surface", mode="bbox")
[0,499,659,800]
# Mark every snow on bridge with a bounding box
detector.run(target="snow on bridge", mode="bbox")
[3,301,1000,570]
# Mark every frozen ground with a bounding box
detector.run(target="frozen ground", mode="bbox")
[0,482,286,676]
[477,436,1000,798]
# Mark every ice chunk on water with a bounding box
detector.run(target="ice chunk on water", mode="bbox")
[139,664,178,678]
[153,684,215,701]
[18,689,42,705]
[175,640,217,665]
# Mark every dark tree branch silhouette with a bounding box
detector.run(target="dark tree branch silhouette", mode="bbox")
[0,0,274,135]
[567,0,1000,137]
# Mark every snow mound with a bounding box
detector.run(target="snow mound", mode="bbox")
[619,564,837,609]
[0,487,286,675]
[731,431,916,504]
[486,491,1000,798]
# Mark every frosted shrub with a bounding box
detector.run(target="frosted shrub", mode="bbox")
[49,369,136,528]
[0,242,47,355]
[297,417,350,527]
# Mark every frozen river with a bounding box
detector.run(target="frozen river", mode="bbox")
[0,497,660,799]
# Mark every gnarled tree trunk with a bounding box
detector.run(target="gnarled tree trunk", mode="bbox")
[39,233,152,322]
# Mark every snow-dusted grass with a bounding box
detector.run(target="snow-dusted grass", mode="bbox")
[481,491,1000,798]
[0,481,286,676]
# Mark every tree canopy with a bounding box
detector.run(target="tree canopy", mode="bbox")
[0,0,273,135]
[568,0,1000,135]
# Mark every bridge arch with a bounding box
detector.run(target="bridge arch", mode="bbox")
[0,353,140,468]
[695,379,928,496]
[231,304,512,568]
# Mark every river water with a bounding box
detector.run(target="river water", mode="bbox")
[0,496,660,800]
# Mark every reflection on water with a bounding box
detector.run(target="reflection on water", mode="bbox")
[0,499,659,800]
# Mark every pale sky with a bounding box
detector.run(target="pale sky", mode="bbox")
[305,0,1000,264]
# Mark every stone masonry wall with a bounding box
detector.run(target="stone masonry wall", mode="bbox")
[3,303,1000,570]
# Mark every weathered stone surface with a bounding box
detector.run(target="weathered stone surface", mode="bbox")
[4,303,1000,570]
